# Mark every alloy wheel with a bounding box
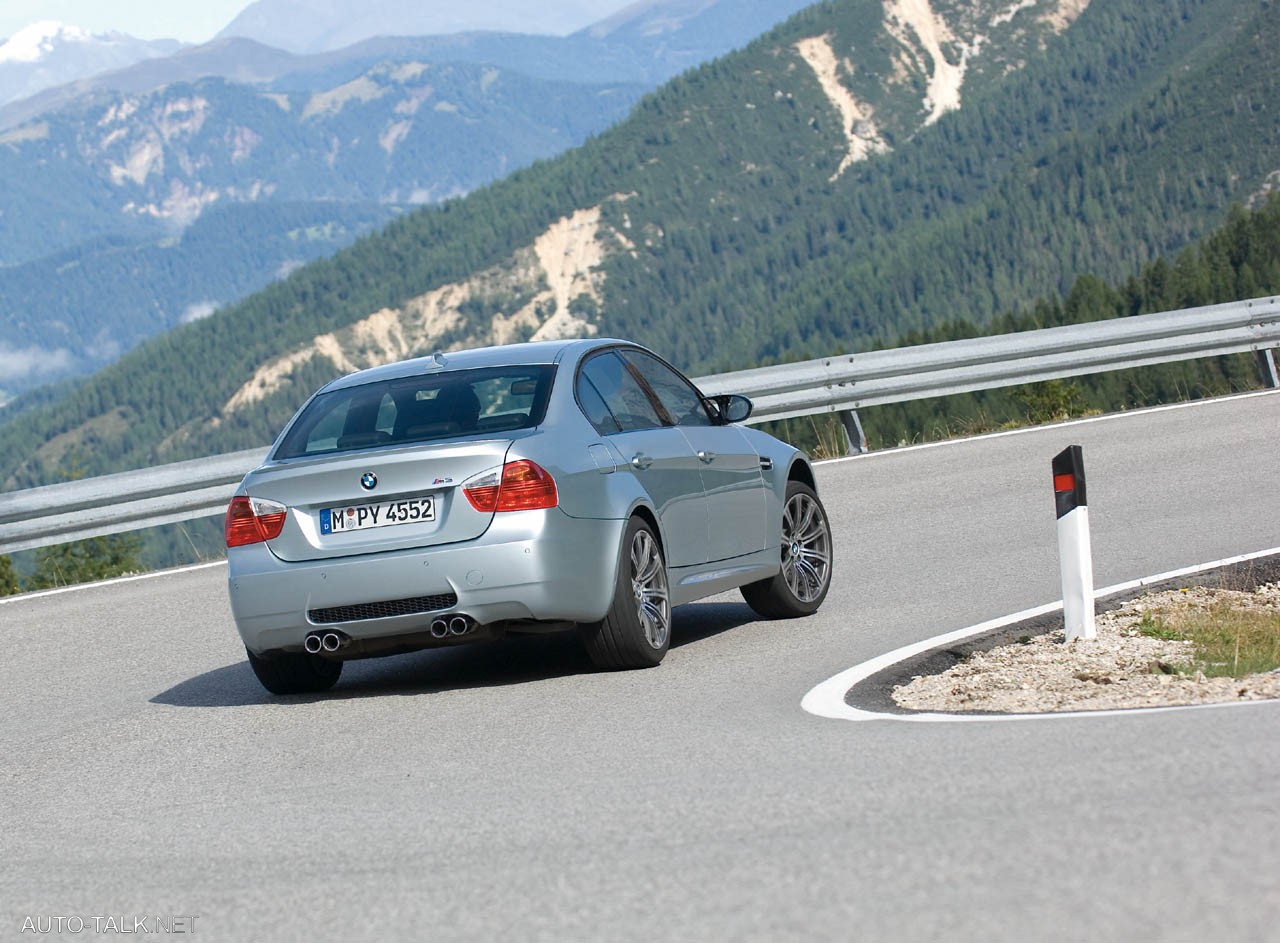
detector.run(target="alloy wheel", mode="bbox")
[781,491,831,603]
[630,528,671,649]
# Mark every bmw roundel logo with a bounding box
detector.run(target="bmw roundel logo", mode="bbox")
[360,472,378,491]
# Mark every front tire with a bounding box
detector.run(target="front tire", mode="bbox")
[246,647,342,695]
[742,480,833,618]
[580,516,672,670]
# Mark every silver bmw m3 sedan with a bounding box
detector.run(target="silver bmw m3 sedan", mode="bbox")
[226,338,833,694]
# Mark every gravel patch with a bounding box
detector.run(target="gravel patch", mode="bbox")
[893,582,1280,713]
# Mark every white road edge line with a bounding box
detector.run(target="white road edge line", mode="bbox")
[0,560,228,605]
[813,388,1279,466]
[801,546,1280,723]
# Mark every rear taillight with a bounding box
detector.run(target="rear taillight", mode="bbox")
[462,460,558,513]
[225,496,288,547]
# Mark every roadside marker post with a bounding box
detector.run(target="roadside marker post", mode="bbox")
[1053,445,1096,641]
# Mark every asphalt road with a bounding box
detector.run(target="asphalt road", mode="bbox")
[3,391,1278,942]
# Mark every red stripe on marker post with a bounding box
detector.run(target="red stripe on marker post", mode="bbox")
[1052,445,1095,641]
[1051,445,1088,520]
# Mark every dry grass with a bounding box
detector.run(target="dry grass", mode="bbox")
[1140,604,1280,678]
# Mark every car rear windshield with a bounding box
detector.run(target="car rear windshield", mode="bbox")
[273,365,556,460]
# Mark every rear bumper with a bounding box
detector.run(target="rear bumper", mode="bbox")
[227,508,625,655]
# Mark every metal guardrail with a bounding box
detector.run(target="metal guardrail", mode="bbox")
[696,294,1280,421]
[1,295,1277,555]
[0,448,268,555]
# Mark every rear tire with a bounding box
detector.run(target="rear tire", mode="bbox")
[741,480,833,619]
[246,647,342,695]
[580,516,671,670]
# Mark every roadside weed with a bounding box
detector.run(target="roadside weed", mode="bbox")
[1139,604,1280,678]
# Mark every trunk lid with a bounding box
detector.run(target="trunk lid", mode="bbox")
[242,438,513,562]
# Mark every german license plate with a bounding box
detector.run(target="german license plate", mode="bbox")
[320,496,435,534]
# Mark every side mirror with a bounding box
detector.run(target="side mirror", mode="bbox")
[708,394,753,425]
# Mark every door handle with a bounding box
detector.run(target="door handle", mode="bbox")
[630,453,653,470]
[697,450,716,464]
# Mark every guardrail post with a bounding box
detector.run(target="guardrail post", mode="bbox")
[1052,445,1096,642]
[1258,349,1279,389]
[838,410,867,455]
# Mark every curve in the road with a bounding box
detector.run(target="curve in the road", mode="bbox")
[802,545,1280,723]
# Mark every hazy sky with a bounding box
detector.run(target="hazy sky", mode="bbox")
[0,1,634,43]
[0,1,250,41]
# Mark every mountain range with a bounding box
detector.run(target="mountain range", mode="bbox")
[216,0,625,52]
[0,0,812,396]
[1,0,1278,496]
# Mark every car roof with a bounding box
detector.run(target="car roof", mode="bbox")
[320,337,635,393]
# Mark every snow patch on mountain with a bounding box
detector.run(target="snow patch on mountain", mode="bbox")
[0,21,182,108]
[0,21,92,64]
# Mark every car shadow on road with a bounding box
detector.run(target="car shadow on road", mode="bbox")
[151,601,759,708]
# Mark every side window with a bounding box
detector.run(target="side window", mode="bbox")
[577,352,664,433]
[577,374,620,433]
[621,350,711,427]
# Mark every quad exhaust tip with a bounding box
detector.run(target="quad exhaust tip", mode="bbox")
[309,616,475,650]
